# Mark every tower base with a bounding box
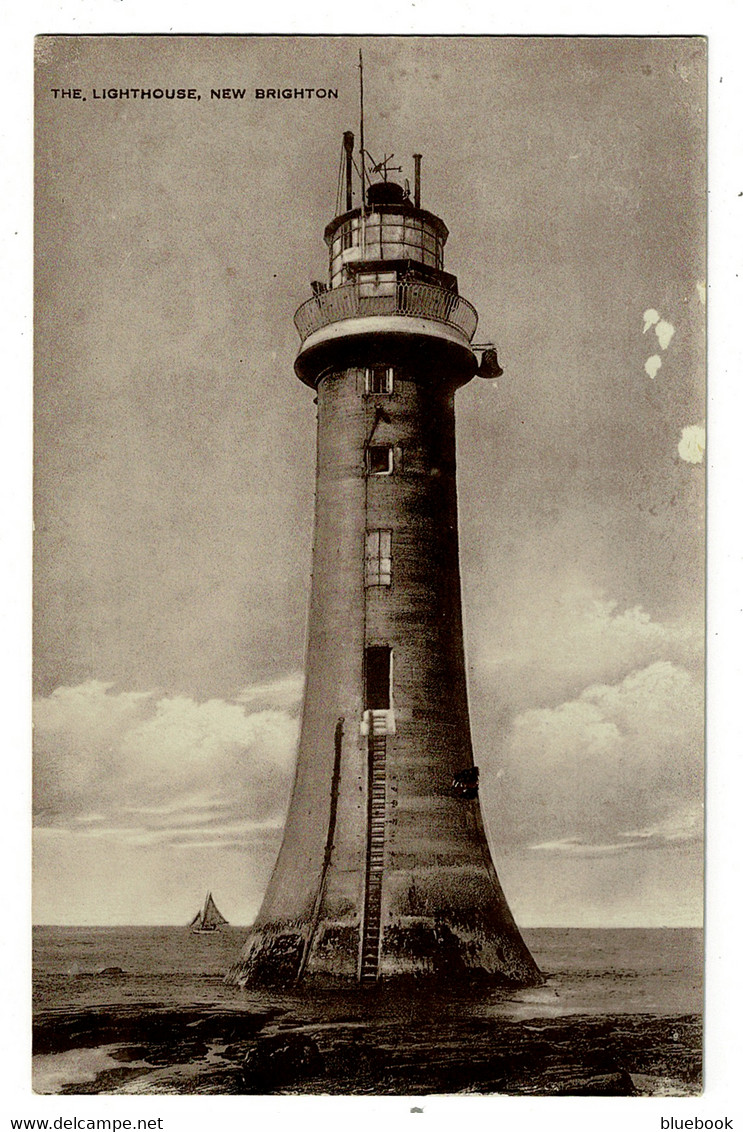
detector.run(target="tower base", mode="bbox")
[227,913,543,988]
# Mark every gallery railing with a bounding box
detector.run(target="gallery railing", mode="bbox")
[294,280,478,343]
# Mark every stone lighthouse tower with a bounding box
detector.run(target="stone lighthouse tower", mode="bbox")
[231,133,541,988]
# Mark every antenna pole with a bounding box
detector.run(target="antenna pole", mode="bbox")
[343,131,354,211]
[359,50,366,208]
[359,50,366,254]
[413,153,422,208]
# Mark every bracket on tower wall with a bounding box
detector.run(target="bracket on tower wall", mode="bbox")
[360,709,395,736]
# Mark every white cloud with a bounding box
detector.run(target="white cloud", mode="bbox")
[35,814,286,849]
[477,589,702,713]
[120,797,233,819]
[678,424,705,464]
[33,678,299,844]
[494,660,703,851]
[642,308,660,333]
[529,837,628,856]
[529,801,703,856]
[620,800,704,845]
[236,671,304,712]
[33,681,153,809]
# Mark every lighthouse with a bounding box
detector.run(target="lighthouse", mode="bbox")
[230,130,541,987]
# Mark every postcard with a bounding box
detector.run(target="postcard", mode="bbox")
[31,34,706,1104]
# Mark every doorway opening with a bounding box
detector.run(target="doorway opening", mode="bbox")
[364,646,391,710]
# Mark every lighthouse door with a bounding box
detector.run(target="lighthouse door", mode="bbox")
[364,645,391,710]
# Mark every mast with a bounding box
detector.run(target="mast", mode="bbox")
[359,49,366,254]
[359,49,365,206]
[343,131,354,212]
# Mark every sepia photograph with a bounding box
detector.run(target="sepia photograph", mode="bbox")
[32,34,706,1098]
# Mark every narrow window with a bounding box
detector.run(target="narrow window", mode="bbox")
[365,646,392,710]
[366,444,393,475]
[365,365,394,395]
[365,529,392,586]
[358,272,396,298]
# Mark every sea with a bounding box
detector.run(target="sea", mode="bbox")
[33,926,703,1016]
[32,927,704,1095]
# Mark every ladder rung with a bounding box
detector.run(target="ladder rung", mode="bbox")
[361,730,388,984]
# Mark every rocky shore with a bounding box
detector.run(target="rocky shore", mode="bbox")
[33,1002,702,1096]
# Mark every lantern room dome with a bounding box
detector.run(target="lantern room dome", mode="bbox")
[366,180,406,206]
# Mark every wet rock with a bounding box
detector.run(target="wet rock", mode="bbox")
[554,1070,638,1096]
[144,1039,209,1067]
[33,1005,275,1056]
[109,1045,151,1063]
[34,1006,702,1096]
[322,1038,376,1076]
[221,1042,252,1062]
[60,1067,153,1094]
[241,1034,325,1092]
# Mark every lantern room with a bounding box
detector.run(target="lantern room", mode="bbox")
[324,180,451,290]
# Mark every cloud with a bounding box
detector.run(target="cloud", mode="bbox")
[642,309,660,333]
[620,801,704,845]
[476,588,702,713]
[35,814,285,849]
[678,424,705,464]
[33,679,298,846]
[529,801,703,856]
[236,671,304,713]
[493,660,703,852]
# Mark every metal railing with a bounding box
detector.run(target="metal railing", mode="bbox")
[294,280,478,344]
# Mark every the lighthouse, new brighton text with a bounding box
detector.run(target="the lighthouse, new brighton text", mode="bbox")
[230,127,541,987]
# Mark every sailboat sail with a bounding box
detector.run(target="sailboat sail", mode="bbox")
[190,891,228,932]
[202,893,228,927]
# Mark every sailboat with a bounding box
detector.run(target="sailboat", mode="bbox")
[190,892,228,934]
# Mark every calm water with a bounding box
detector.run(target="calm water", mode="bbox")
[33,926,703,1019]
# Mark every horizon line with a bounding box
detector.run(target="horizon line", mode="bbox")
[31,921,704,930]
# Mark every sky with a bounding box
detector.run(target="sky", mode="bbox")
[33,35,706,926]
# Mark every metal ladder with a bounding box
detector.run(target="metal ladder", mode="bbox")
[359,711,388,983]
